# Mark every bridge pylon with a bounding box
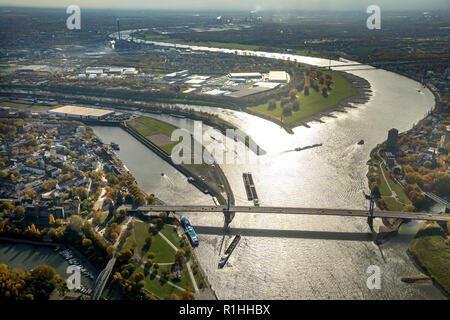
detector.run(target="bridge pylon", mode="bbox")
[223,195,234,225]
[364,192,376,233]
[367,197,375,233]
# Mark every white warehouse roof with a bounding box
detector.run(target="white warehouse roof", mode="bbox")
[49,105,114,118]
[228,72,262,79]
[268,71,289,83]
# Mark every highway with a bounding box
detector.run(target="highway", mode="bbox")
[123,205,450,222]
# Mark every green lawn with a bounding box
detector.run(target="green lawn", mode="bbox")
[382,196,405,211]
[147,233,176,263]
[247,70,356,128]
[134,220,150,252]
[160,225,181,249]
[409,223,450,294]
[128,116,176,137]
[127,116,180,154]
[378,165,392,197]
[135,266,183,298]
[379,162,412,207]
[125,220,176,263]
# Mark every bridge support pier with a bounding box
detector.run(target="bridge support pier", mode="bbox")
[223,194,235,226]
[367,197,375,233]
[223,210,235,225]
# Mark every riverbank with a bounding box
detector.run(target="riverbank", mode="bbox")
[245,71,371,133]
[407,222,450,298]
[120,120,232,206]
[365,84,450,295]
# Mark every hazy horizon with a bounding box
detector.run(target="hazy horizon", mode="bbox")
[0,0,449,12]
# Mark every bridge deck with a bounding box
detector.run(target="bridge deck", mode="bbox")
[124,205,450,222]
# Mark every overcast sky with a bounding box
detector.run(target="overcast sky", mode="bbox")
[0,0,448,11]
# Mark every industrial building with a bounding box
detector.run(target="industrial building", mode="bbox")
[228,72,262,80]
[268,71,289,83]
[48,105,115,120]
[85,67,104,75]
[122,67,138,75]
[164,70,189,79]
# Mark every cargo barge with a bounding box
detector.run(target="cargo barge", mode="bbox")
[218,235,241,269]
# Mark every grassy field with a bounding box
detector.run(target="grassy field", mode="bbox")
[409,222,450,295]
[160,225,181,249]
[127,116,179,155]
[124,220,176,263]
[135,266,183,298]
[147,233,177,263]
[135,220,175,263]
[247,70,356,129]
[382,197,405,211]
[128,222,196,298]
[378,162,412,210]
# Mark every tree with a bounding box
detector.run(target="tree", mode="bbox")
[292,100,300,111]
[110,232,119,241]
[371,182,381,199]
[303,84,310,95]
[289,89,298,101]
[152,263,160,272]
[82,238,93,247]
[151,218,164,229]
[402,204,416,212]
[106,245,116,257]
[159,211,168,221]
[431,173,450,196]
[14,206,25,220]
[93,212,104,226]
[268,99,277,110]
[145,235,153,246]
[25,189,37,200]
[282,103,293,116]
[68,215,83,233]
[73,187,88,201]
[146,195,156,205]
[49,214,55,225]
[28,265,62,300]
[165,293,180,300]
[117,249,133,264]
[408,190,426,208]
[423,160,433,169]
[321,85,328,97]
[174,249,186,265]
[182,291,195,300]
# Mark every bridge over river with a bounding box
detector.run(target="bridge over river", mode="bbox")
[122,205,450,222]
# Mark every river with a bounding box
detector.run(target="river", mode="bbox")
[92,32,445,299]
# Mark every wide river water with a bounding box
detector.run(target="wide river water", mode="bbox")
[93,32,445,299]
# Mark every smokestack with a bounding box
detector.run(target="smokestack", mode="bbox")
[116,18,121,41]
